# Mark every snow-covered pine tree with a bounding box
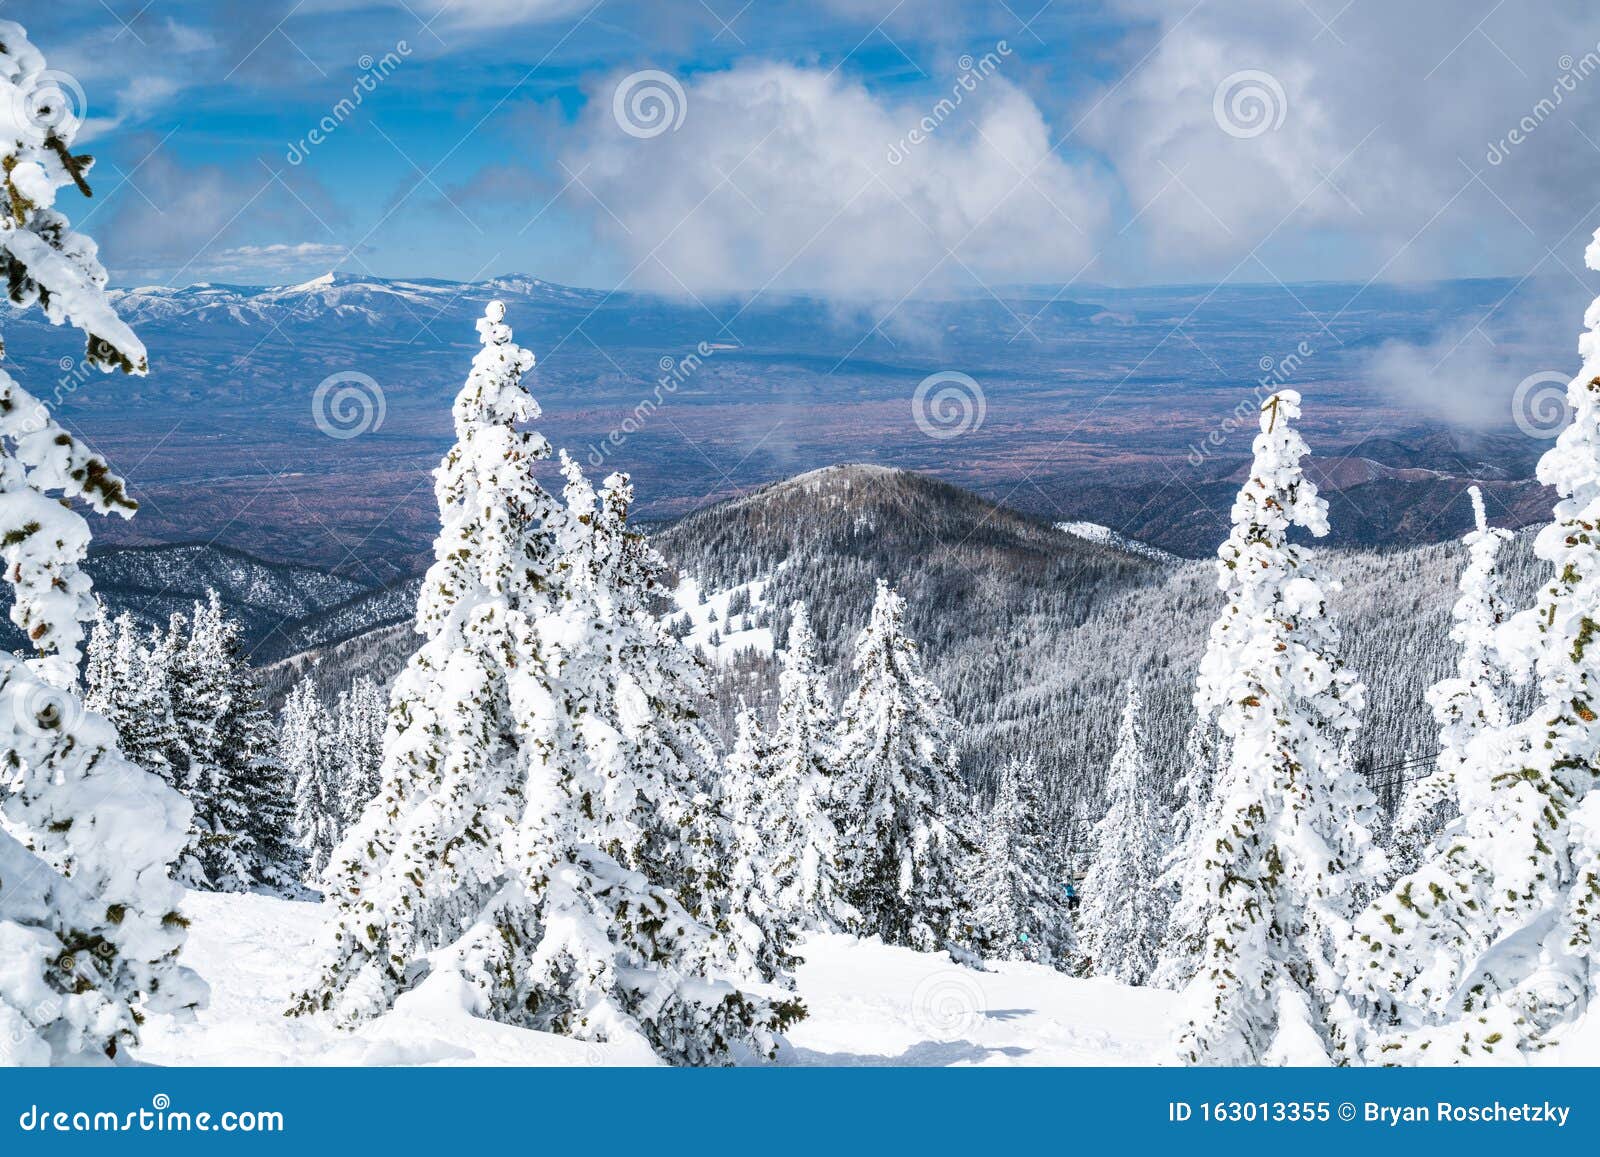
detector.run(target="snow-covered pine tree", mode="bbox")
[0,19,204,1063]
[1081,682,1165,985]
[281,677,340,882]
[331,676,385,832]
[560,460,719,895]
[1390,485,1511,876]
[1170,389,1378,1066]
[1015,757,1079,968]
[555,455,785,990]
[171,591,301,893]
[723,698,800,984]
[1151,718,1219,990]
[83,612,182,790]
[290,303,793,1065]
[1362,237,1600,1061]
[767,601,852,931]
[83,608,119,720]
[972,760,1024,956]
[970,756,1076,967]
[291,301,569,1032]
[834,580,972,952]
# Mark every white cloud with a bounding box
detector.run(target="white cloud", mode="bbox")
[54,17,219,142]
[208,241,356,271]
[1081,0,1600,281]
[303,0,593,30]
[434,0,594,28]
[96,145,345,283]
[1361,278,1581,427]
[558,62,1113,298]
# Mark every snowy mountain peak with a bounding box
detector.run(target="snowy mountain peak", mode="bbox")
[1054,521,1179,564]
[284,271,339,293]
[102,271,611,329]
[783,463,904,490]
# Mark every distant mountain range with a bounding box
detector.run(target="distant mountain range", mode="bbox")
[4,271,1575,575]
[1041,428,1555,557]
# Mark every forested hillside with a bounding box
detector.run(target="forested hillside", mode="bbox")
[247,463,1546,840]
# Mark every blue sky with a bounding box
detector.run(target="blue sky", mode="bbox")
[27,1,1600,296]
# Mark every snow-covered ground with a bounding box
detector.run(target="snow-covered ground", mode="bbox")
[785,935,1173,1065]
[132,892,1174,1067]
[669,574,776,664]
[1055,521,1179,564]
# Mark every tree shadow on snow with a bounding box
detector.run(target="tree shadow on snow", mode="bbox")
[982,1009,1033,1022]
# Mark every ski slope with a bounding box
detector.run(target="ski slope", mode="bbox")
[132,891,1175,1067]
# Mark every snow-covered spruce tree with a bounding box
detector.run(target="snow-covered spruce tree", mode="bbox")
[557,458,716,895]
[290,303,793,1064]
[1363,241,1600,1061]
[170,591,300,893]
[1015,757,1079,968]
[1170,390,1378,1066]
[0,19,204,1063]
[281,677,340,882]
[1390,485,1511,877]
[722,698,800,984]
[331,676,385,832]
[1349,487,1515,1049]
[84,612,182,790]
[83,609,119,719]
[971,756,1076,967]
[834,580,973,951]
[972,760,1024,955]
[555,455,789,990]
[767,601,852,931]
[1081,682,1166,985]
[1151,718,1219,991]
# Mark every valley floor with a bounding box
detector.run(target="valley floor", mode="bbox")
[132,892,1174,1067]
